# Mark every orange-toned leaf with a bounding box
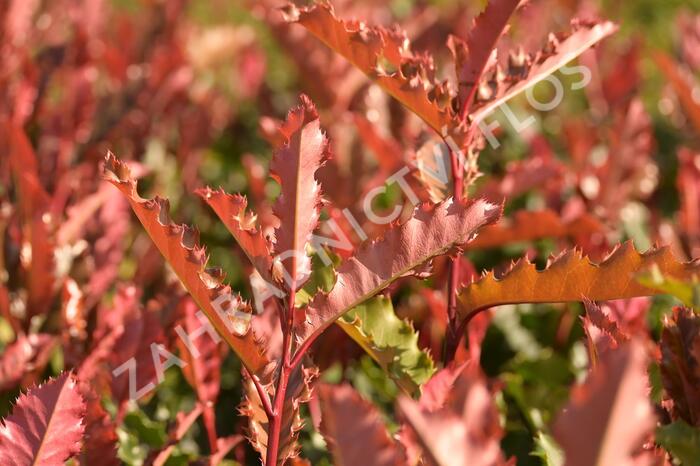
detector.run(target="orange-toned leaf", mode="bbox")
[103,153,269,374]
[553,340,656,466]
[459,242,700,318]
[196,187,273,282]
[0,372,86,466]
[295,198,501,347]
[284,2,468,145]
[270,95,330,290]
[317,383,406,466]
[469,209,603,249]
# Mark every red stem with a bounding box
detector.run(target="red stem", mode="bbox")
[265,285,296,466]
[443,145,465,364]
[202,403,218,454]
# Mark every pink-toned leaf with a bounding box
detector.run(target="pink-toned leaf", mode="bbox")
[103,153,269,374]
[417,363,468,412]
[582,298,630,367]
[450,0,524,110]
[270,95,330,290]
[0,372,86,466]
[472,20,618,122]
[295,198,501,347]
[209,435,244,465]
[553,340,655,466]
[397,363,506,466]
[317,383,406,466]
[177,297,222,404]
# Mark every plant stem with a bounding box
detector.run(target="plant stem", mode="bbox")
[265,286,296,466]
[444,146,465,365]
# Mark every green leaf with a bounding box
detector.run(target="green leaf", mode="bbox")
[533,432,564,466]
[338,295,435,395]
[656,420,700,466]
[295,251,339,307]
[122,409,168,448]
[638,264,700,308]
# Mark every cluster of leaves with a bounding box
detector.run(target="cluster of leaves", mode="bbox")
[3,0,700,465]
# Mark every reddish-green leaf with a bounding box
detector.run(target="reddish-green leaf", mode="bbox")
[295,198,501,347]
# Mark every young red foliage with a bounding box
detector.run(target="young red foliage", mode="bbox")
[0,372,86,466]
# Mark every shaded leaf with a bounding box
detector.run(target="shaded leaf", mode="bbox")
[0,334,55,392]
[318,383,406,466]
[581,298,630,366]
[150,405,203,466]
[656,420,700,466]
[338,295,435,395]
[103,153,268,374]
[459,242,700,318]
[295,198,501,348]
[0,372,86,466]
[654,51,700,134]
[553,340,655,466]
[659,307,700,427]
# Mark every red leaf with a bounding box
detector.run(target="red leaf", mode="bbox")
[317,383,406,466]
[176,297,222,451]
[270,95,330,290]
[196,187,273,282]
[0,372,87,466]
[295,198,501,347]
[471,19,618,122]
[659,307,700,427]
[397,363,506,466]
[0,334,55,392]
[553,340,656,466]
[450,0,524,112]
[103,153,269,374]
